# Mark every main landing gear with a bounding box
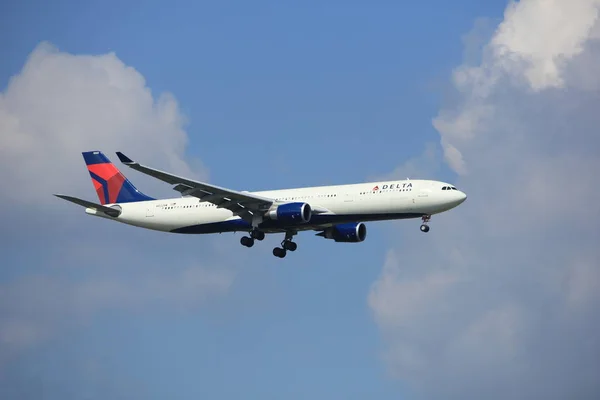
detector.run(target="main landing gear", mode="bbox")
[240,229,266,248]
[420,215,431,233]
[272,231,297,258]
[240,230,297,258]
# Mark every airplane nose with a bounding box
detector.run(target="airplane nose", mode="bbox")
[458,191,467,204]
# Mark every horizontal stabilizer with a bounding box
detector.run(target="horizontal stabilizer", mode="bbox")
[54,194,122,217]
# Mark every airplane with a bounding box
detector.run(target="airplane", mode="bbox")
[55,151,467,258]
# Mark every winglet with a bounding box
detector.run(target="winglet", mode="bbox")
[116,152,134,164]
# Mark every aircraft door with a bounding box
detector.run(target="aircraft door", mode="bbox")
[146,204,155,217]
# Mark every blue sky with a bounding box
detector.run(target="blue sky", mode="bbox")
[7,1,599,400]
[1,1,505,191]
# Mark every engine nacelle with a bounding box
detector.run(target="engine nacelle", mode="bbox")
[267,202,312,224]
[319,222,367,243]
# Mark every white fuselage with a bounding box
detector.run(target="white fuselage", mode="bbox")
[85,179,467,234]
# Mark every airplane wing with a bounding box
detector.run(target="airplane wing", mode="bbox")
[115,152,274,222]
[54,194,122,217]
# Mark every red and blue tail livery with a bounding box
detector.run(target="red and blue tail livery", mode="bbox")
[82,151,154,205]
[56,150,467,259]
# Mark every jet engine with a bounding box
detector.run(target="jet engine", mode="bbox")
[317,222,367,242]
[266,202,312,224]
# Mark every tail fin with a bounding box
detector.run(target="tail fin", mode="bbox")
[82,151,155,205]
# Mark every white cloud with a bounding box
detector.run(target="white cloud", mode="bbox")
[0,42,233,367]
[0,41,206,204]
[369,1,600,398]
[0,263,234,372]
[0,265,233,346]
[369,250,459,330]
[563,258,600,309]
[492,0,600,90]
[373,142,442,181]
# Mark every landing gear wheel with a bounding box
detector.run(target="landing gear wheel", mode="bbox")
[251,230,265,241]
[240,236,255,247]
[420,215,431,233]
[283,241,297,251]
[273,247,287,258]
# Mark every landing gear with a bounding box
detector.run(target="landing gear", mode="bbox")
[241,229,298,257]
[420,215,431,233]
[273,247,286,258]
[283,241,297,251]
[272,231,298,258]
[240,236,254,247]
[250,229,265,241]
[240,229,265,248]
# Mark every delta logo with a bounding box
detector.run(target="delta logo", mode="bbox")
[373,182,413,191]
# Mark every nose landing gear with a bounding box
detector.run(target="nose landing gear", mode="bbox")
[420,215,431,233]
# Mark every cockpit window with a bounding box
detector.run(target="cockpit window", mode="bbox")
[442,186,447,190]
[451,187,457,190]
